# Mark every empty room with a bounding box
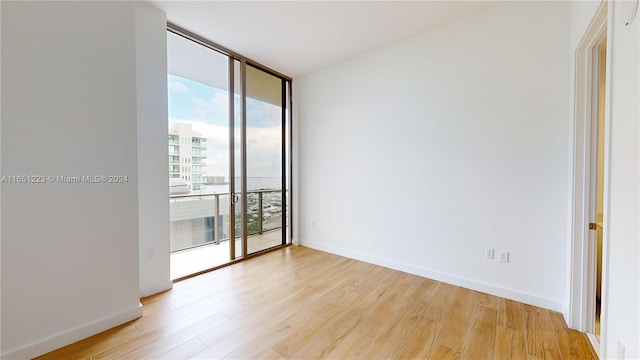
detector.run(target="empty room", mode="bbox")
[1,1,638,359]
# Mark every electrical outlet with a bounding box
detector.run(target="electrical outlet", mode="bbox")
[147,248,155,259]
[500,251,509,263]
[485,248,494,260]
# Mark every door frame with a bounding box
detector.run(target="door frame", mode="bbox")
[569,0,610,354]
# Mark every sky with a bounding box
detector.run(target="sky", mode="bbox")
[168,74,283,178]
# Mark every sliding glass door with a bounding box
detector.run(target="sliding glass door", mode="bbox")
[244,65,286,254]
[167,30,233,279]
[168,25,291,279]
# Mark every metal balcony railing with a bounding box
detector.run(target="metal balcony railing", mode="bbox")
[169,189,285,253]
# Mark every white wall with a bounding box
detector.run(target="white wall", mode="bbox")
[601,1,639,358]
[136,2,172,298]
[571,1,604,49]
[297,2,571,311]
[0,2,167,358]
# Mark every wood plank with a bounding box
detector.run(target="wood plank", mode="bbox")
[217,322,295,360]
[272,291,360,358]
[290,308,363,359]
[523,305,562,360]
[350,271,410,312]
[461,305,497,360]
[548,311,597,360]
[427,344,461,360]
[283,284,360,330]
[350,263,397,296]
[322,329,372,359]
[255,349,286,360]
[358,297,428,359]
[495,326,527,360]
[436,287,476,351]
[423,283,459,322]
[475,291,500,309]
[196,254,367,353]
[353,280,421,334]
[157,337,207,359]
[391,316,439,360]
[134,293,230,336]
[193,289,316,358]
[194,294,293,347]
[411,278,441,302]
[498,297,525,331]
[92,312,229,360]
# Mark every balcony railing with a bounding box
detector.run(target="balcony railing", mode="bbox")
[169,189,284,253]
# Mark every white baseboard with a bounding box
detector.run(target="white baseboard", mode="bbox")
[562,300,572,329]
[140,280,173,298]
[302,240,564,313]
[1,303,143,360]
[586,333,600,358]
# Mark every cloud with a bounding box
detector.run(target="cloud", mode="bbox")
[247,99,282,128]
[169,119,284,178]
[169,80,190,93]
[193,92,228,124]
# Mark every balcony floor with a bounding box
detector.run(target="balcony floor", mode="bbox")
[170,229,283,280]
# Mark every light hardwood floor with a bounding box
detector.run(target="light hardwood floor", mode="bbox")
[36,246,597,360]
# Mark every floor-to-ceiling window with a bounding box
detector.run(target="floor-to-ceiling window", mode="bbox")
[167,24,292,280]
[245,64,287,255]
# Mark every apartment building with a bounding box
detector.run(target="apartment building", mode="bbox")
[169,122,207,191]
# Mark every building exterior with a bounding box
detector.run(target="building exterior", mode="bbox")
[202,175,227,185]
[169,123,207,191]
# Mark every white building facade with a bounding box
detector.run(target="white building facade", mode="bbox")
[169,123,207,191]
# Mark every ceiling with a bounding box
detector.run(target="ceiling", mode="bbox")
[148,1,498,77]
